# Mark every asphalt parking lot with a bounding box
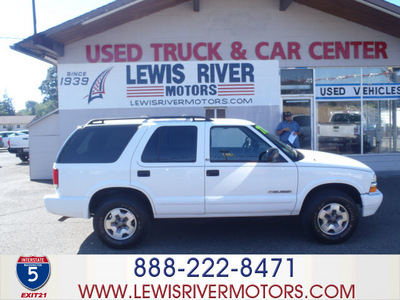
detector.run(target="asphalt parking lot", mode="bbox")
[0,148,399,255]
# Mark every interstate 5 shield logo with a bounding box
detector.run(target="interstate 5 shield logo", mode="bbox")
[16,256,51,290]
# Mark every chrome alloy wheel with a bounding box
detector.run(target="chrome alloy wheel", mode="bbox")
[317,203,349,235]
[104,208,137,240]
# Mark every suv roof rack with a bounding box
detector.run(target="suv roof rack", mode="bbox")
[87,115,212,125]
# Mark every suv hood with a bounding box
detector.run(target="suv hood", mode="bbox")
[296,150,373,173]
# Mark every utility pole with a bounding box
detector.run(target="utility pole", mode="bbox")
[32,0,37,35]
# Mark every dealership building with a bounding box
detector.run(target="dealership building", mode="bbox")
[12,0,400,179]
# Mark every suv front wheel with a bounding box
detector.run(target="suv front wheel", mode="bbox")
[93,196,150,249]
[302,190,359,244]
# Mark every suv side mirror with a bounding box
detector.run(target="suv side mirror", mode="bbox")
[259,148,280,162]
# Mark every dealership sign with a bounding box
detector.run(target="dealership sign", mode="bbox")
[85,41,389,62]
[316,83,400,101]
[58,60,280,110]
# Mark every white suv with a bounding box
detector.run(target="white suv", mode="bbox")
[44,116,383,248]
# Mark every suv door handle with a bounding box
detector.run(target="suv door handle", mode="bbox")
[206,170,219,177]
[137,170,150,177]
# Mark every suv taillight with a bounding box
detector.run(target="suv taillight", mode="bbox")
[53,168,59,187]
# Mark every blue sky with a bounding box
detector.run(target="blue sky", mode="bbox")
[0,0,112,110]
[0,0,399,111]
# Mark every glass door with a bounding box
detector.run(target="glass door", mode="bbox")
[282,98,313,149]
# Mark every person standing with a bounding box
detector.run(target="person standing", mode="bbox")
[276,111,302,148]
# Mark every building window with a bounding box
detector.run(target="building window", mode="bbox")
[317,101,362,154]
[206,108,225,119]
[315,68,362,154]
[281,69,313,95]
[362,67,400,154]
[315,67,400,154]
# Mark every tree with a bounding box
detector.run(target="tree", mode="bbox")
[0,92,16,116]
[18,100,38,116]
[35,66,58,117]
[35,101,57,117]
[26,100,38,114]
[39,66,58,104]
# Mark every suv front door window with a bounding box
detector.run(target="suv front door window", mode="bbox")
[210,126,270,162]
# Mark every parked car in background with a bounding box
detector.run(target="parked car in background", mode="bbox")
[7,131,29,162]
[0,131,16,148]
[318,111,373,153]
[318,111,362,144]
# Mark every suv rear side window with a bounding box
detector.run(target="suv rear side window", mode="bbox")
[142,126,197,162]
[57,125,139,163]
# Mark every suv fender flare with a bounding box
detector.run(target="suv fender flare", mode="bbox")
[293,178,363,215]
[88,184,155,218]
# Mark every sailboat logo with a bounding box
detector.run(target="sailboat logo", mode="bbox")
[87,67,113,103]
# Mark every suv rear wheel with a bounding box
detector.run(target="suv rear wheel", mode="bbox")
[302,190,359,244]
[93,196,150,249]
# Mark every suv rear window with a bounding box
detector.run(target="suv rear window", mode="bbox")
[57,125,139,163]
[141,126,197,162]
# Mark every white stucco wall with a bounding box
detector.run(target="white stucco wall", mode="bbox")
[29,112,60,180]
[29,0,400,179]
[60,0,400,67]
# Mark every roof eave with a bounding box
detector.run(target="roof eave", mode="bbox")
[11,0,400,64]
[10,42,58,66]
[294,0,400,38]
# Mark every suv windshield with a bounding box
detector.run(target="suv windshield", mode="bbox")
[253,125,303,161]
[57,125,139,163]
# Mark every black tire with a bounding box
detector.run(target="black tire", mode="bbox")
[19,154,29,162]
[302,190,359,244]
[93,195,151,249]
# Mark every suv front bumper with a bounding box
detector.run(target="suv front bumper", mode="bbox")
[361,190,383,217]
